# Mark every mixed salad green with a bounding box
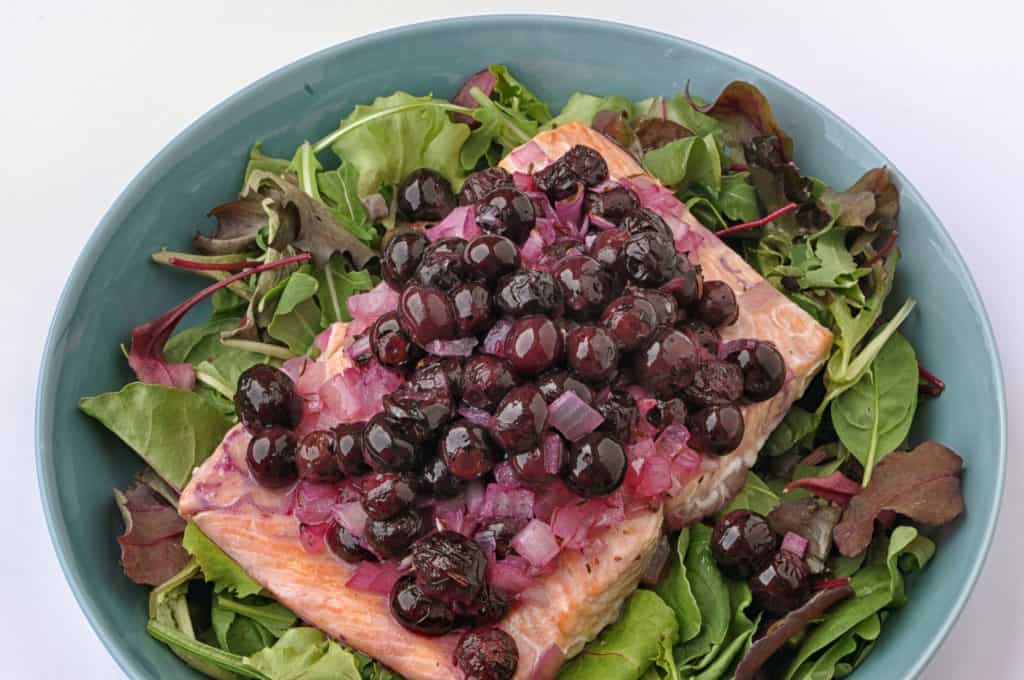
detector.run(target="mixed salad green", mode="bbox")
[81,64,962,679]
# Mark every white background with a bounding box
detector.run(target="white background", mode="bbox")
[2,1,1021,678]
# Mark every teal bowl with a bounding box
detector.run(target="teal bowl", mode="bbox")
[37,15,1005,680]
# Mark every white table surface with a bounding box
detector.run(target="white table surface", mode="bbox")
[3,1,1021,677]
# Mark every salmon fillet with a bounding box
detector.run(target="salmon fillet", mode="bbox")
[500,123,833,528]
[179,322,664,680]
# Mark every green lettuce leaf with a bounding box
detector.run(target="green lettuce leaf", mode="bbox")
[317,163,377,246]
[716,172,760,223]
[722,472,780,517]
[643,133,722,193]
[655,528,702,642]
[558,590,679,680]
[330,92,471,196]
[549,93,634,127]
[685,582,759,680]
[675,524,731,666]
[315,254,375,326]
[489,64,552,123]
[763,406,818,457]
[246,628,362,680]
[79,383,232,490]
[265,272,322,356]
[183,522,263,598]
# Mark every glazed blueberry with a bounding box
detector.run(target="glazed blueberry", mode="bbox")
[510,447,548,482]
[564,432,627,498]
[366,510,424,559]
[390,574,456,636]
[621,208,673,240]
[333,422,369,476]
[750,550,810,615]
[679,320,720,355]
[564,145,609,186]
[295,430,342,482]
[566,325,619,383]
[246,426,298,488]
[476,517,528,560]
[235,364,303,431]
[597,390,638,442]
[684,359,744,408]
[687,404,745,455]
[451,282,494,336]
[398,285,458,346]
[696,280,739,327]
[370,311,419,368]
[440,420,497,480]
[600,295,659,351]
[555,255,613,321]
[588,228,630,276]
[461,355,520,411]
[584,186,639,224]
[533,156,580,200]
[456,585,511,627]
[632,326,698,398]
[382,230,428,289]
[360,472,417,520]
[418,356,464,401]
[493,385,548,454]
[463,234,521,281]
[505,315,563,376]
[536,370,594,405]
[361,413,419,471]
[382,366,455,441]
[411,531,487,604]
[454,628,519,680]
[458,166,514,205]
[662,258,702,310]
[415,237,466,291]
[422,456,464,497]
[646,398,688,432]
[623,231,677,286]
[727,341,787,402]
[475,189,536,244]
[494,269,562,317]
[711,510,778,579]
[633,288,679,327]
[397,168,457,222]
[326,522,374,563]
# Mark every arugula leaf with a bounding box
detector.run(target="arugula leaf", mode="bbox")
[246,628,362,680]
[722,472,780,516]
[244,144,291,186]
[461,88,538,170]
[266,272,322,356]
[557,590,679,680]
[489,64,552,123]
[79,383,232,490]
[329,92,470,196]
[676,524,731,665]
[317,163,377,245]
[832,333,919,483]
[183,522,263,598]
[655,528,702,642]
[315,254,375,326]
[549,93,634,127]
[793,228,871,291]
[288,142,323,202]
[643,133,722,193]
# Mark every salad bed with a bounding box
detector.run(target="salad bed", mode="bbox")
[80,64,963,679]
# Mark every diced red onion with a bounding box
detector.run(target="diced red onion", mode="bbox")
[282,358,328,397]
[548,391,604,442]
[634,398,660,439]
[347,281,399,321]
[452,69,497,126]
[595,385,612,405]
[293,481,340,525]
[641,535,672,586]
[425,336,479,357]
[506,142,547,171]
[314,325,337,354]
[480,484,535,519]
[532,479,576,522]
[298,522,329,554]
[637,455,672,498]
[551,501,593,549]
[346,561,401,594]
[434,497,469,535]
[319,360,405,422]
[488,556,533,593]
[656,424,692,458]
[782,531,809,559]
[425,205,481,242]
[589,213,617,230]
[346,333,372,363]
[627,437,656,462]
[482,320,512,356]
[361,193,389,221]
[333,501,368,538]
[465,481,486,516]
[457,404,494,429]
[674,225,704,254]
[521,230,545,266]
[492,461,519,487]
[554,185,586,238]
[512,519,560,568]
[542,433,566,475]
[671,450,701,485]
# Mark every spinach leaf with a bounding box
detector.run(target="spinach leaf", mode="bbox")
[688,582,759,680]
[685,195,729,231]
[246,627,362,680]
[79,383,232,490]
[832,333,919,483]
[655,528,702,642]
[315,254,375,326]
[676,524,731,665]
[266,272,322,356]
[796,614,881,680]
[764,406,818,457]
[183,522,263,598]
[329,92,471,196]
[722,472,780,517]
[717,172,760,223]
[212,595,298,656]
[488,64,552,123]
[549,93,634,127]
[317,162,377,246]
[557,590,679,680]
[216,595,297,638]
[643,133,722,193]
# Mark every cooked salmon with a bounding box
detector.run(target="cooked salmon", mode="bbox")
[500,123,833,528]
[179,123,830,679]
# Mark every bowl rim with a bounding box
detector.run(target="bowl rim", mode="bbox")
[35,14,1007,680]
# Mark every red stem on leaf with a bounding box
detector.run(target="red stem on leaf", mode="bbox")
[919,365,946,397]
[684,79,713,113]
[166,257,260,272]
[715,202,800,238]
[729,163,750,172]
[812,577,851,591]
[866,230,899,266]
